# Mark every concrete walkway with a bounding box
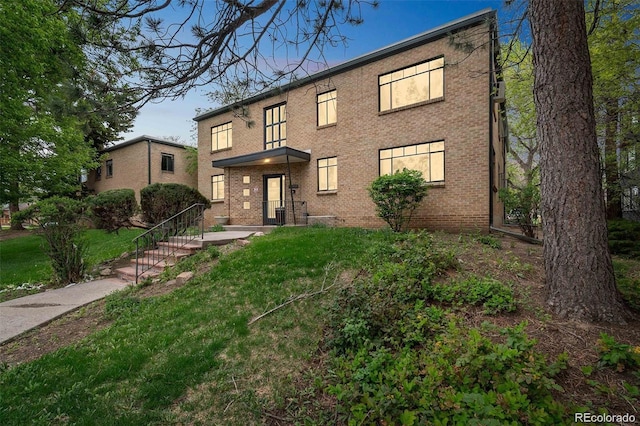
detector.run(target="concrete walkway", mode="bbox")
[0,278,129,344]
[0,230,261,345]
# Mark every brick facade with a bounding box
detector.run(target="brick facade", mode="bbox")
[85,136,198,202]
[196,10,506,232]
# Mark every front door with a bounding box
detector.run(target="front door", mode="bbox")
[263,174,285,225]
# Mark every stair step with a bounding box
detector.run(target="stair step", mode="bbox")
[144,249,192,260]
[116,266,161,282]
[130,258,175,268]
[156,241,202,253]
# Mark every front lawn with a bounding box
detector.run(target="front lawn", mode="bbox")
[0,229,141,300]
[0,228,638,425]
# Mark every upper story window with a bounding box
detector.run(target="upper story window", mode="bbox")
[106,159,113,178]
[379,57,444,112]
[212,122,232,151]
[265,103,286,150]
[161,153,174,172]
[317,90,337,126]
[318,157,338,191]
[379,141,445,183]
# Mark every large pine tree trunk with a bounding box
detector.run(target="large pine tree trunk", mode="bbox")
[529,0,627,323]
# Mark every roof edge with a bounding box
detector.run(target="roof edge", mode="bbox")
[103,135,193,152]
[194,8,495,122]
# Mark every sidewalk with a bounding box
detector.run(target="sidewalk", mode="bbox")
[0,278,130,344]
[0,230,261,345]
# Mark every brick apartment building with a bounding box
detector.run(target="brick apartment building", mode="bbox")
[195,9,507,231]
[86,135,197,201]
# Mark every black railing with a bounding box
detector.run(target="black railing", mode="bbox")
[132,203,206,283]
[262,200,307,225]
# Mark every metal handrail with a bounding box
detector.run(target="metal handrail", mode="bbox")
[132,203,206,283]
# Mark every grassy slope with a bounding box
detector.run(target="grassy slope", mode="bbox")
[0,227,380,425]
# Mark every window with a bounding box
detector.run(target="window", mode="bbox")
[211,122,232,151]
[95,166,102,181]
[317,90,337,126]
[264,103,286,150]
[161,153,174,172]
[379,57,444,112]
[379,141,445,183]
[211,174,224,201]
[318,157,338,191]
[106,159,113,178]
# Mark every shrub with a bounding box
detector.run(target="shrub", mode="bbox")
[140,183,211,224]
[499,170,540,239]
[368,168,428,232]
[12,197,87,284]
[608,219,640,257]
[88,189,138,233]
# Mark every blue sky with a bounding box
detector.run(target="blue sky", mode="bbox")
[120,0,507,145]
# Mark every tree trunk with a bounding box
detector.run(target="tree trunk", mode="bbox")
[604,97,622,219]
[529,0,627,323]
[9,196,24,231]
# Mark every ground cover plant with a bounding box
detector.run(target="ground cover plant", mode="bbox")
[0,228,140,302]
[1,227,639,425]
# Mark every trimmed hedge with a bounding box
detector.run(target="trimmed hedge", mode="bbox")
[89,189,138,233]
[140,183,210,224]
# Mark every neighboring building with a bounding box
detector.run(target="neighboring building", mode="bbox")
[195,9,506,231]
[86,136,197,201]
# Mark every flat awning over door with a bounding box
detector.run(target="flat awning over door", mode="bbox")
[212,146,310,168]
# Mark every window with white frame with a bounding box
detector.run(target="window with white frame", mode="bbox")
[379,141,445,183]
[379,57,444,112]
[211,122,232,151]
[318,157,338,191]
[211,174,224,201]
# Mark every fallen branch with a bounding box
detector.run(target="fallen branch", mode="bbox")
[248,262,339,326]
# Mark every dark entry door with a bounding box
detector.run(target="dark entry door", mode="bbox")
[263,174,285,225]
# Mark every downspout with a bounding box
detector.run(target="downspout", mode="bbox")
[147,140,152,185]
[488,16,496,229]
[286,154,297,225]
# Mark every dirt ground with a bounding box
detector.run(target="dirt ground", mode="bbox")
[1,231,639,415]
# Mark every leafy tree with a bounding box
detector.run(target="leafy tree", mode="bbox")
[587,0,640,219]
[0,0,99,228]
[12,197,88,284]
[529,0,628,322]
[368,169,428,232]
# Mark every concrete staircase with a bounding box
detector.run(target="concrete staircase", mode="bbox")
[115,239,203,282]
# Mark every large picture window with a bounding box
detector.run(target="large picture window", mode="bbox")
[211,174,224,201]
[379,141,445,183]
[265,103,287,150]
[317,90,337,126]
[318,157,338,191]
[379,57,444,112]
[211,122,232,151]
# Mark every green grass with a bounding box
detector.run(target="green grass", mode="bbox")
[0,228,141,290]
[0,227,381,425]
